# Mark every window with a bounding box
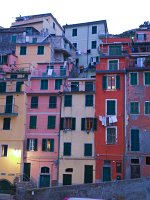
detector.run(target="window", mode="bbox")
[63,142,71,156]
[60,66,66,76]
[91,41,97,49]
[92,26,97,34]
[146,157,150,165]
[16,82,23,92]
[20,46,27,55]
[1,145,8,157]
[85,82,93,91]
[37,46,44,55]
[131,159,139,164]
[84,144,92,156]
[3,118,11,130]
[108,60,118,70]
[85,95,93,107]
[106,100,116,115]
[72,28,77,36]
[144,72,150,85]
[106,127,117,144]
[29,116,37,129]
[71,82,79,92]
[130,73,138,85]
[40,79,48,90]
[42,139,54,152]
[145,101,150,114]
[47,116,56,129]
[53,22,55,29]
[55,79,62,90]
[131,129,140,151]
[11,35,16,43]
[64,95,72,107]
[63,174,72,185]
[103,76,120,90]
[137,33,146,41]
[73,43,77,49]
[27,139,37,151]
[49,96,57,108]
[31,96,38,108]
[116,162,122,173]
[130,102,139,114]
[81,118,97,131]
[0,82,6,92]
[109,45,121,56]
[60,117,76,130]
[41,167,49,173]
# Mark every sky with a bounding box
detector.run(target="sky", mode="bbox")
[0,0,149,34]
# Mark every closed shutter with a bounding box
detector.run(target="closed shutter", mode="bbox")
[50,139,54,152]
[131,129,140,151]
[29,116,37,129]
[72,118,76,130]
[81,118,85,130]
[60,118,64,130]
[116,75,120,89]
[102,76,107,90]
[0,82,6,92]
[93,118,97,131]
[48,116,56,129]
[107,100,116,115]
[27,139,30,151]
[34,139,37,151]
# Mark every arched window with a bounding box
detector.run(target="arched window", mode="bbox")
[41,167,49,174]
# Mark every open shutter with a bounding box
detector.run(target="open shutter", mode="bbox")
[42,139,46,151]
[34,139,37,151]
[81,118,85,130]
[93,118,97,131]
[60,118,64,130]
[102,76,107,90]
[27,139,29,151]
[50,139,54,152]
[116,75,120,89]
[72,118,76,130]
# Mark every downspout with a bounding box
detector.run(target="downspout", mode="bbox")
[87,25,89,67]
[57,91,63,186]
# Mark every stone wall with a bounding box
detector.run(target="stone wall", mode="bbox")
[16,178,150,200]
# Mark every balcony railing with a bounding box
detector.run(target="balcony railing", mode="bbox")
[100,47,129,57]
[63,82,96,92]
[0,104,18,116]
[31,68,67,78]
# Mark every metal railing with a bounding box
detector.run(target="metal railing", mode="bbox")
[31,68,68,77]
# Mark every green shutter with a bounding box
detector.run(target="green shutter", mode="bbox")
[131,129,140,151]
[107,100,115,115]
[64,143,71,156]
[42,139,46,151]
[0,82,6,92]
[85,95,93,107]
[29,116,37,129]
[81,118,85,130]
[102,76,107,90]
[34,139,37,151]
[64,95,72,107]
[130,73,137,85]
[48,116,56,129]
[49,96,57,108]
[27,139,29,151]
[84,144,92,156]
[93,118,97,131]
[116,76,120,89]
[50,139,54,152]
[60,118,64,130]
[72,118,76,130]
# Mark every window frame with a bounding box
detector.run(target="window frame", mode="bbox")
[144,101,150,115]
[130,72,138,86]
[106,126,117,145]
[144,72,150,85]
[130,101,140,115]
[72,28,77,37]
[1,145,8,157]
[3,118,11,130]
[106,99,117,115]
[42,138,54,152]
[108,59,119,70]
[37,46,44,55]
[27,138,37,151]
[91,41,97,49]
[92,26,97,34]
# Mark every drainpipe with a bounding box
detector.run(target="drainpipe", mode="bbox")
[57,91,63,186]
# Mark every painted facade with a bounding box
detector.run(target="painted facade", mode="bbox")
[59,78,96,185]
[0,66,29,187]
[125,29,150,179]
[95,37,131,182]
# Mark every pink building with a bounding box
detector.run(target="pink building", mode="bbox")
[24,61,73,187]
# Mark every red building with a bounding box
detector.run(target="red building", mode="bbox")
[95,37,131,182]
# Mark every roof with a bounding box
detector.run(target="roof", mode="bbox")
[12,13,63,31]
[63,20,108,33]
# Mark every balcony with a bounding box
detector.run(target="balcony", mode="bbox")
[63,82,95,93]
[100,46,129,57]
[0,104,18,116]
[31,68,67,78]
[130,43,150,55]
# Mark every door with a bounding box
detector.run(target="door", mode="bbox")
[63,174,72,185]
[23,163,31,181]
[131,165,140,179]
[103,166,111,182]
[84,165,93,183]
[39,175,50,187]
[5,96,13,113]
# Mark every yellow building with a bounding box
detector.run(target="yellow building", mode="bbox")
[0,70,29,189]
[59,78,96,185]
